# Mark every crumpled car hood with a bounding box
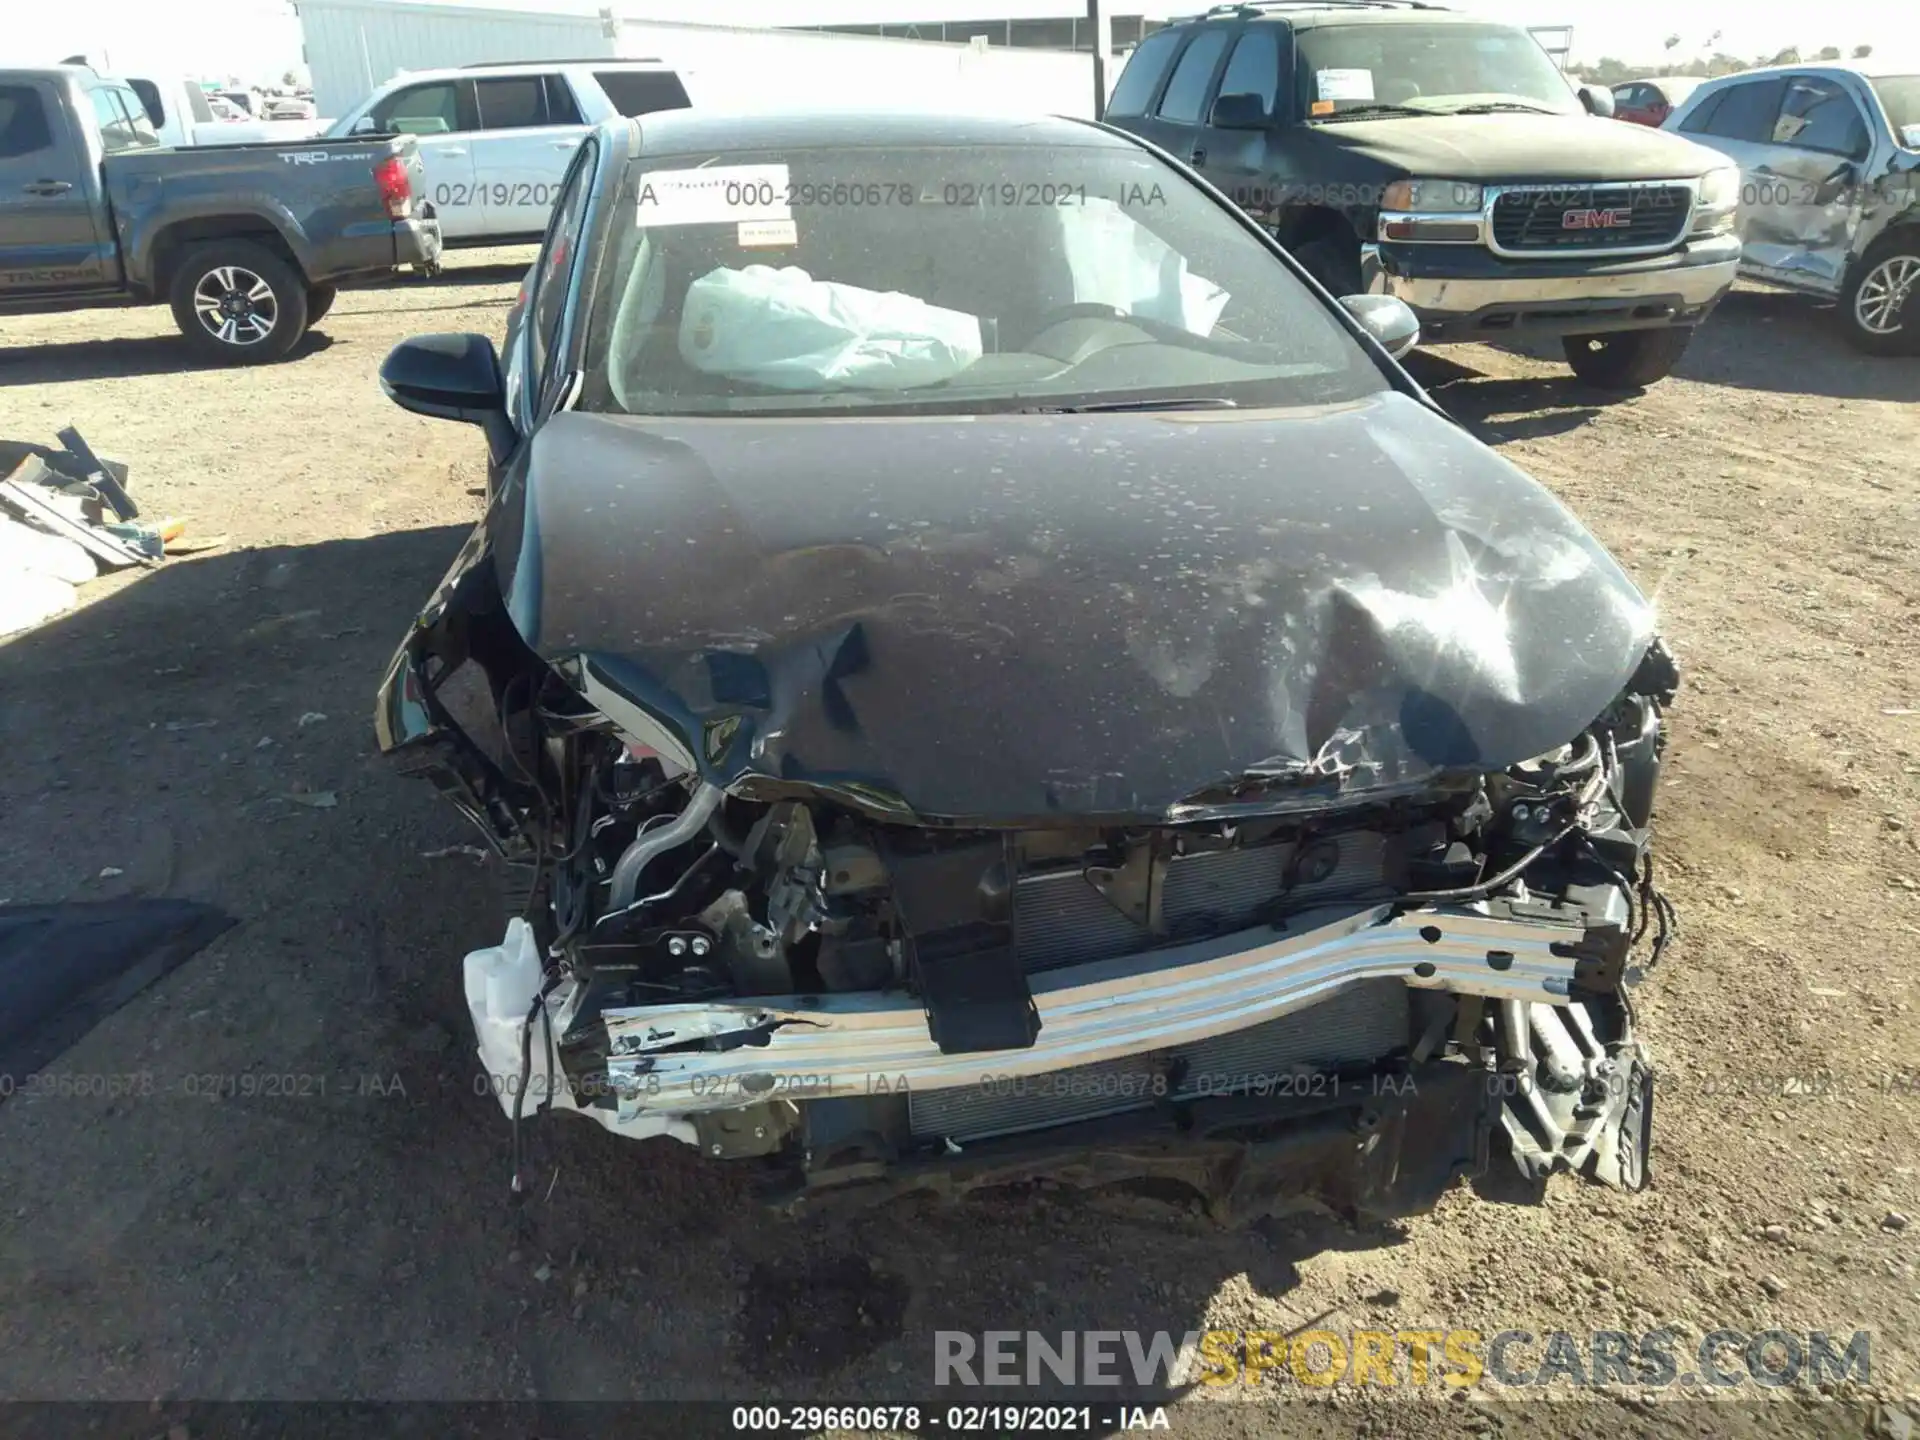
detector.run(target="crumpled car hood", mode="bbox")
[497,394,1655,823]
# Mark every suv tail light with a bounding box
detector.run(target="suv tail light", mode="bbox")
[373,155,413,220]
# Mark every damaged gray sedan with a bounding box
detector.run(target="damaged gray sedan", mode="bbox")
[374,110,1679,1222]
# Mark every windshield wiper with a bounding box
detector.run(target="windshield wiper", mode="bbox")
[1307,103,1431,123]
[1018,397,1239,414]
[1442,101,1562,115]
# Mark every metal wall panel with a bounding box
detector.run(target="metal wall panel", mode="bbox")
[299,0,609,119]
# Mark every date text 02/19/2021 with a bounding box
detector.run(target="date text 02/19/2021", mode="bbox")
[730,1406,1170,1433]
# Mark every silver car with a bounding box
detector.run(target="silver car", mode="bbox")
[1665,62,1920,352]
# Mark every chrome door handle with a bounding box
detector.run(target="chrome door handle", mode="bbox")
[23,180,73,196]
[436,146,467,157]
[551,139,579,149]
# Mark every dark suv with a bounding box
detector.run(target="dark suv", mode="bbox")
[1104,0,1744,388]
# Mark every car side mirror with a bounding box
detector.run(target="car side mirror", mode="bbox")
[1578,84,1616,118]
[380,333,515,462]
[1209,91,1270,129]
[1339,294,1419,360]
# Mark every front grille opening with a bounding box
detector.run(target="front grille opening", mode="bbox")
[1491,185,1691,253]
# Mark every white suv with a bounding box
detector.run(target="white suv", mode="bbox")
[328,61,691,244]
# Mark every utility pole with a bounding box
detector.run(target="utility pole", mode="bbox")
[1087,0,1111,120]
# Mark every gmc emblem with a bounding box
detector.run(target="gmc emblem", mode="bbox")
[1562,206,1634,230]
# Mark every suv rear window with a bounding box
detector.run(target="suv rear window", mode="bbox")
[476,76,562,129]
[1105,28,1184,117]
[593,70,691,118]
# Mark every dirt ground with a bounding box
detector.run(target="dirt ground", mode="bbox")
[1,254,1918,1438]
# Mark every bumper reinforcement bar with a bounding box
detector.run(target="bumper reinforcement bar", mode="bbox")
[598,902,1590,1119]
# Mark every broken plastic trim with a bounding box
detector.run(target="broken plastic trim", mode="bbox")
[597,901,1592,1120]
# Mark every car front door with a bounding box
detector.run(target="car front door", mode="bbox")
[1746,74,1876,291]
[467,75,590,241]
[0,79,111,295]
[367,79,484,240]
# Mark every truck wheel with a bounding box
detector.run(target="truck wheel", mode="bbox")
[306,284,338,325]
[168,241,309,364]
[1562,327,1693,390]
[1288,235,1364,297]
[1840,236,1920,356]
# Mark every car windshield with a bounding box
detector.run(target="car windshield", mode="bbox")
[1295,22,1582,118]
[577,139,1389,418]
[1871,75,1920,144]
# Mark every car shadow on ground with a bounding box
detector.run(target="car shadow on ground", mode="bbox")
[1414,285,1918,414]
[1406,351,1613,443]
[354,257,536,290]
[0,328,337,386]
[1,523,1507,1403]
[1677,287,1920,403]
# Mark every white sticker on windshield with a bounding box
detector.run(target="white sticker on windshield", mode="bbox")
[738,218,798,248]
[637,163,791,226]
[1315,68,1376,102]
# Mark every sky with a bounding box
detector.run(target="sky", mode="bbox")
[11,0,1916,86]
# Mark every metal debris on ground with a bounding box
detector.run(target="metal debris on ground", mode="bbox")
[281,791,339,809]
[421,844,489,862]
[0,427,208,637]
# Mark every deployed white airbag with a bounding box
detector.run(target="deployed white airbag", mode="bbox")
[1053,198,1231,336]
[677,265,983,391]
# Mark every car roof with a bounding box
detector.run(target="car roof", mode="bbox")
[1164,4,1496,32]
[624,108,1128,157]
[0,64,117,83]
[374,58,677,88]
[1681,61,1902,93]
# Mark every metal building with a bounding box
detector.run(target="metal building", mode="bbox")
[294,0,1158,121]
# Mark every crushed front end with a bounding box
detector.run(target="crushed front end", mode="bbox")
[378,551,1678,1222]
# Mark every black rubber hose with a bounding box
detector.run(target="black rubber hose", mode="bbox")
[707,799,749,858]
[1399,821,1577,905]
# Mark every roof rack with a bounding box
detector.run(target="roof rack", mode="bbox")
[1190,0,1450,17]
[461,57,664,68]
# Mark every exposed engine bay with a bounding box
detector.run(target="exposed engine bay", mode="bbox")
[387,579,1679,1221]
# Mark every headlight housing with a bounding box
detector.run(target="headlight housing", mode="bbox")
[1691,165,1741,235]
[1381,179,1484,213]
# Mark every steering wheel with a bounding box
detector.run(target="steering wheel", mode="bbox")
[1013,301,1142,357]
